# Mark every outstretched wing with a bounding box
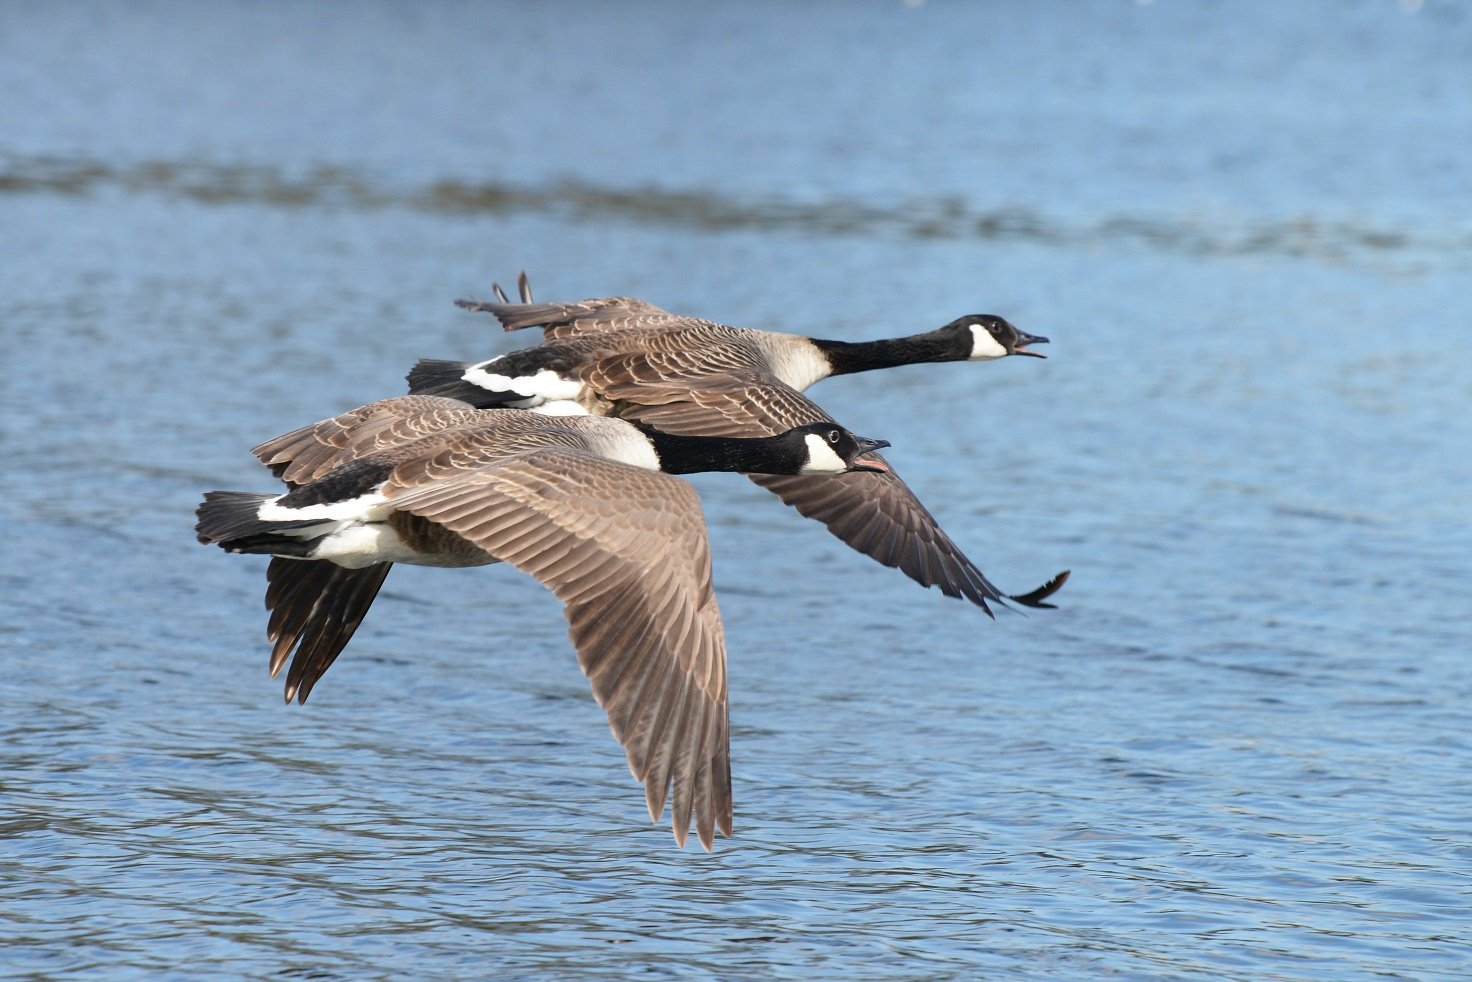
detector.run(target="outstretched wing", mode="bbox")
[251,395,479,485]
[582,358,1026,614]
[389,449,732,850]
[242,399,479,702]
[455,291,695,341]
[264,558,393,704]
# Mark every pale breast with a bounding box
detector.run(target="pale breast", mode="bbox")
[570,416,662,470]
[752,333,833,391]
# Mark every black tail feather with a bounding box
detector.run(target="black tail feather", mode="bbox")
[196,491,276,544]
[195,490,322,553]
[405,358,473,393]
[405,358,520,408]
[220,534,319,558]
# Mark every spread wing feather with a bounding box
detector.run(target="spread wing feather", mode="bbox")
[455,294,697,340]
[580,359,1015,612]
[251,395,477,485]
[263,558,393,704]
[386,450,733,849]
[248,401,484,706]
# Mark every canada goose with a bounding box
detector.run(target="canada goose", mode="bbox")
[407,277,1066,614]
[197,396,889,850]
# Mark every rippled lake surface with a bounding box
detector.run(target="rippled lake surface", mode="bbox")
[4,1,1472,978]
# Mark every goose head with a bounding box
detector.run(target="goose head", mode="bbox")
[947,314,1049,361]
[785,423,891,475]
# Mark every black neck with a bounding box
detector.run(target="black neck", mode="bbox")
[811,330,967,377]
[640,427,801,476]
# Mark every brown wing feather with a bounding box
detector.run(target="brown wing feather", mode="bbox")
[582,359,1016,612]
[251,395,476,485]
[454,295,693,340]
[387,450,732,850]
[246,405,606,710]
[581,361,824,436]
[263,558,393,704]
[745,471,1011,613]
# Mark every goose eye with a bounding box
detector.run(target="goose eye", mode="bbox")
[827,429,841,444]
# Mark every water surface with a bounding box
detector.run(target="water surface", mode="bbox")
[3,2,1471,978]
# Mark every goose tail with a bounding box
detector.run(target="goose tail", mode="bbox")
[195,491,321,557]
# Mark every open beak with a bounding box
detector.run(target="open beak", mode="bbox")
[853,436,892,473]
[1012,330,1049,358]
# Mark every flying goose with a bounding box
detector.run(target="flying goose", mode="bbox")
[197,397,889,850]
[406,278,1066,615]
[459,273,1050,362]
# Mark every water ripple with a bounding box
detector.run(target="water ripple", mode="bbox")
[5,152,1467,267]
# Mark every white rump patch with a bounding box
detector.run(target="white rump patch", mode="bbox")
[310,524,424,568]
[530,400,591,417]
[255,489,415,568]
[800,433,850,474]
[968,325,1008,360]
[463,362,583,402]
[258,490,392,524]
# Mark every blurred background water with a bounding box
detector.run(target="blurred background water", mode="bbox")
[3,1,1471,978]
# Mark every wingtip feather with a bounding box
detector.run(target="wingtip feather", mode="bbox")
[1008,569,1071,609]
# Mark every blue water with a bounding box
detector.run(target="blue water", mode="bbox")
[4,1,1471,978]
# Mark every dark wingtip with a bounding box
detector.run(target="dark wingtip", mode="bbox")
[486,272,531,306]
[1007,569,1070,609]
[454,297,494,312]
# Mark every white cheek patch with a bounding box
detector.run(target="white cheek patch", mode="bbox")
[463,362,583,402]
[800,433,850,474]
[968,325,1008,360]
